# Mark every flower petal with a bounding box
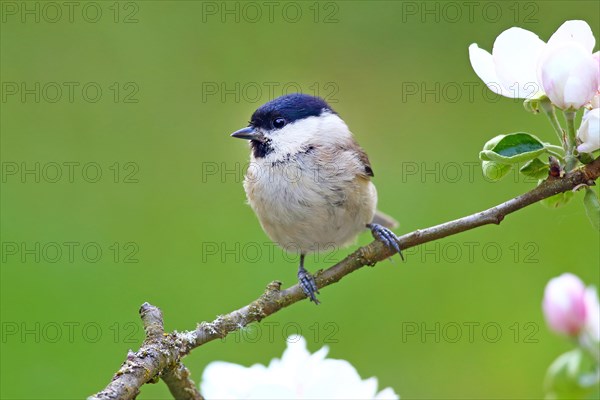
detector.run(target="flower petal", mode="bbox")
[468,43,507,96]
[591,93,600,109]
[375,387,400,400]
[594,51,600,92]
[303,359,367,399]
[492,27,545,98]
[548,20,596,53]
[583,286,600,342]
[577,108,600,153]
[281,336,314,365]
[200,337,400,399]
[540,42,598,109]
[201,361,269,398]
[563,76,594,111]
[578,142,599,153]
[543,273,588,335]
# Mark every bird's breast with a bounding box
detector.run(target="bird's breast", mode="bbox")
[243,151,377,253]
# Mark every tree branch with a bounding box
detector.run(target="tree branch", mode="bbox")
[89,158,600,400]
[162,362,203,400]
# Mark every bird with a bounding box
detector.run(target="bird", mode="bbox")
[231,93,403,304]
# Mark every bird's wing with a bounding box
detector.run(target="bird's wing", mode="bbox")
[354,142,374,178]
[348,141,398,229]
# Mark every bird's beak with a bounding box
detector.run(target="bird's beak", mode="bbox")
[231,126,262,141]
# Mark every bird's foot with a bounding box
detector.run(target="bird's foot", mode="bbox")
[298,267,320,305]
[367,223,404,261]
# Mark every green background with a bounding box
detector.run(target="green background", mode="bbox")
[1,1,599,399]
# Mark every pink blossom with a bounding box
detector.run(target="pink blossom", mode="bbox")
[543,273,588,336]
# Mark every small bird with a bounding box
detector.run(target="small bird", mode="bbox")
[231,93,403,304]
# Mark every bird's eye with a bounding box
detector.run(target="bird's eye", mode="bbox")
[272,117,287,129]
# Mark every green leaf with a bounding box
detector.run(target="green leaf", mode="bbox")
[523,98,541,114]
[583,187,600,231]
[546,144,566,159]
[520,158,549,179]
[545,348,600,399]
[541,190,574,208]
[479,132,547,164]
[481,161,512,182]
[489,133,545,156]
[523,92,548,114]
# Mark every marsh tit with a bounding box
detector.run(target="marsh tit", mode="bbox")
[231,93,403,304]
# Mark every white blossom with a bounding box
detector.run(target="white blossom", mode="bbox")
[200,336,399,399]
[469,20,598,108]
[577,108,600,153]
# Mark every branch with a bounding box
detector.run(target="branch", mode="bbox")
[90,304,202,400]
[162,363,203,400]
[89,158,600,400]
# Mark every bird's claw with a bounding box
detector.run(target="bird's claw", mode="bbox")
[368,223,404,261]
[298,268,320,305]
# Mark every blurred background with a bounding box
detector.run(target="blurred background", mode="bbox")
[1,1,599,399]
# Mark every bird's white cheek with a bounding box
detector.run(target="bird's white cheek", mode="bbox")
[265,113,353,161]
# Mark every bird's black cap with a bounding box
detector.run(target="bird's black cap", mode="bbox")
[250,93,336,131]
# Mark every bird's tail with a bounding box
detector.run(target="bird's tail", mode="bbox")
[371,210,399,229]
